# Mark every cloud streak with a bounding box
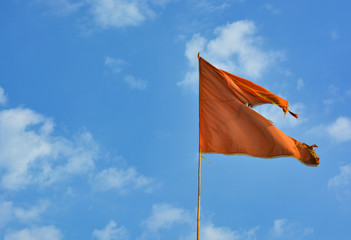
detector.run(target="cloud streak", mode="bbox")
[104,57,148,90]
[4,225,62,240]
[92,220,129,240]
[38,0,172,29]
[0,86,7,105]
[94,167,154,193]
[124,75,147,90]
[328,164,351,202]
[270,218,313,239]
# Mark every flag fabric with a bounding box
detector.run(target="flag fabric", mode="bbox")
[199,55,319,166]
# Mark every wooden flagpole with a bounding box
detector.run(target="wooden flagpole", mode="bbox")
[197,52,201,240]
[197,149,201,240]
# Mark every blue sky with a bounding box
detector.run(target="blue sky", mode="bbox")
[0,0,351,239]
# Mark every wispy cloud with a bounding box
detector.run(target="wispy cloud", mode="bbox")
[195,0,232,12]
[104,57,148,90]
[35,0,85,16]
[326,116,351,142]
[93,167,154,194]
[178,20,284,92]
[140,203,191,239]
[141,202,260,240]
[200,223,259,240]
[0,86,7,105]
[271,218,287,237]
[180,220,259,240]
[328,164,351,202]
[322,84,349,113]
[4,225,62,240]
[124,75,147,90]
[0,200,49,228]
[88,0,155,28]
[309,116,351,143]
[143,203,191,232]
[14,200,49,224]
[330,31,340,40]
[261,4,281,15]
[105,57,125,73]
[270,218,314,239]
[92,220,129,240]
[297,78,304,91]
[137,202,313,239]
[37,0,172,29]
[328,164,351,189]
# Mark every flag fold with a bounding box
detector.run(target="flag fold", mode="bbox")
[199,55,319,166]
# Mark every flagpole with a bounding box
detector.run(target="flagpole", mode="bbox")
[197,52,202,240]
[197,149,201,240]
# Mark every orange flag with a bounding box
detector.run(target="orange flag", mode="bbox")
[199,55,319,166]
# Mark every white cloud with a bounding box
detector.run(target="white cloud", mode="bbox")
[0,86,7,105]
[326,116,351,142]
[201,223,258,240]
[4,225,62,240]
[88,0,155,28]
[184,34,207,67]
[0,107,155,192]
[297,78,304,91]
[202,224,241,240]
[94,167,154,193]
[105,57,125,73]
[140,203,192,240]
[140,203,314,240]
[0,107,97,190]
[14,200,49,223]
[328,164,351,188]
[328,164,351,202]
[310,116,351,143]
[0,200,49,228]
[179,20,284,92]
[271,218,287,237]
[181,222,259,240]
[0,100,154,193]
[38,0,172,29]
[270,218,313,239]
[141,203,257,240]
[124,75,147,90]
[143,203,191,232]
[92,220,129,240]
